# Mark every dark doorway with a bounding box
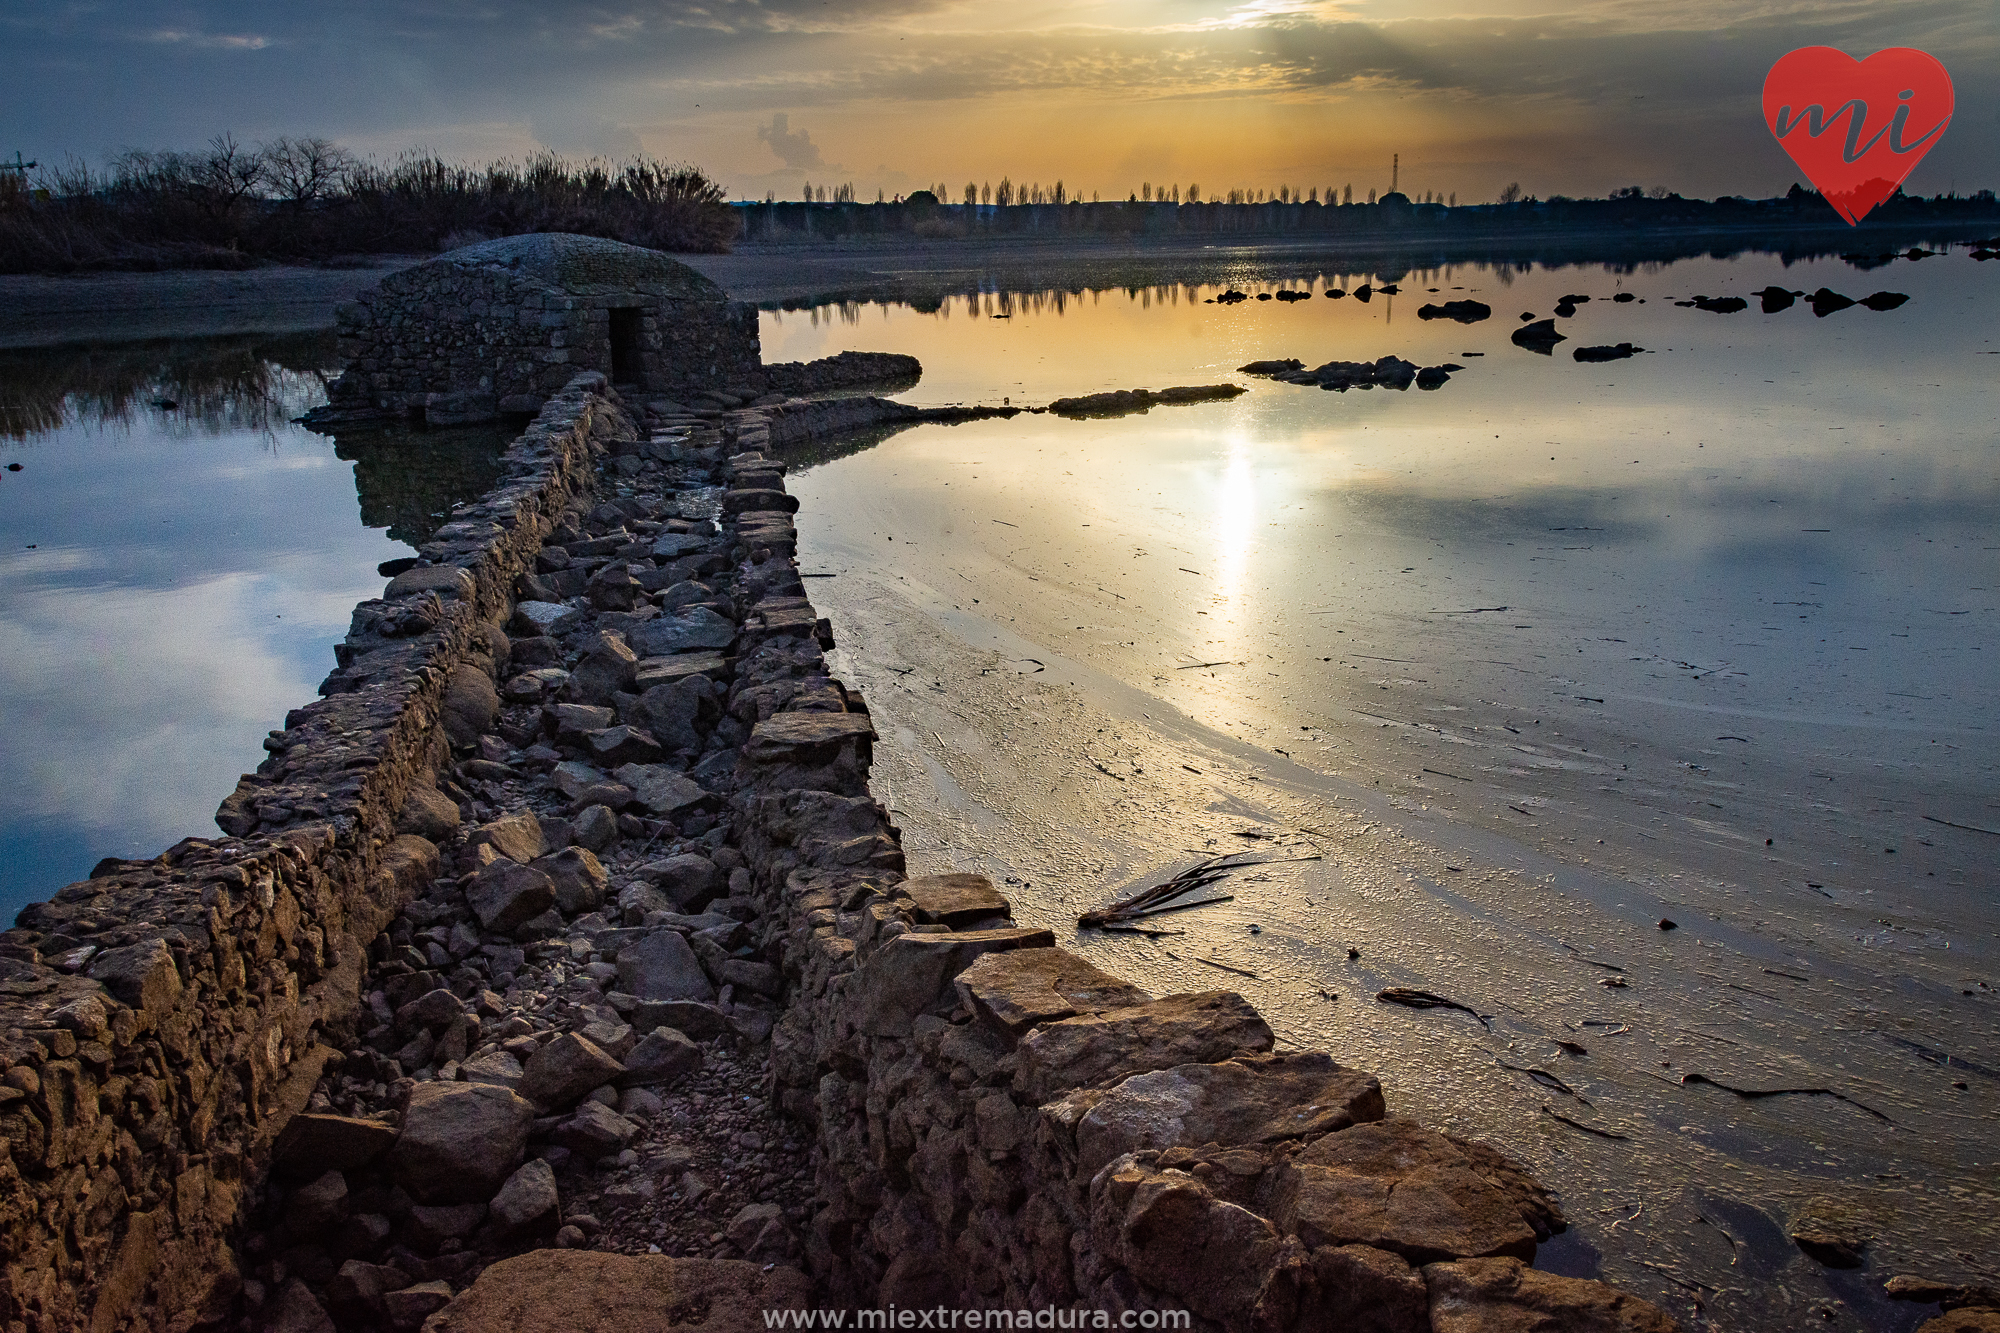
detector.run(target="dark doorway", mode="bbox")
[607,307,644,386]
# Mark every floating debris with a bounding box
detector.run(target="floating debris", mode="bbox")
[1377,987,1492,1029]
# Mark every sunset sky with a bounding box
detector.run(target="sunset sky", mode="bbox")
[6,0,1996,204]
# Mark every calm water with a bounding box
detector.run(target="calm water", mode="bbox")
[0,335,507,919]
[763,250,1999,1326]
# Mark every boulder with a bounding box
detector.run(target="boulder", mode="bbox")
[573,805,619,853]
[552,1099,640,1157]
[327,1261,408,1323]
[617,931,716,1002]
[442,665,500,748]
[1089,1157,1288,1327]
[1810,287,1857,317]
[1422,1257,1683,1332]
[285,1170,349,1237]
[272,1113,400,1178]
[630,607,737,656]
[391,1082,535,1204]
[266,1278,337,1333]
[384,1281,456,1329]
[387,566,476,601]
[404,1202,487,1251]
[633,676,719,754]
[641,853,723,911]
[615,764,711,818]
[468,860,556,933]
[397,785,463,842]
[905,872,1014,928]
[417,1251,811,1333]
[955,946,1150,1042]
[725,1202,794,1261]
[552,705,616,745]
[466,811,543,864]
[519,1033,626,1109]
[620,1027,704,1086]
[88,937,183,1013]
[562,632,638,705]
[852,927,1057,1036]
[489,1158,560,1236]
[460,1049,525,1091]
[1015,990,1274,1102]
[1274,1118,1539,1264]
[512,601,582,637]
[584,725,664,768]
[631,999,733,1040]
[1061,1052,1387,1178]
[533,846,608,914]
[1915,1314,2000,1333]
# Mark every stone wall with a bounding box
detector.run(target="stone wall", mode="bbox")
[0,375,621,1332]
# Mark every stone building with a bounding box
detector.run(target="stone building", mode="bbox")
[315,233,764,426]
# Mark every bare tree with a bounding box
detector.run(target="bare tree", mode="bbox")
[1498,182,1522,204]
[261,136,355,205]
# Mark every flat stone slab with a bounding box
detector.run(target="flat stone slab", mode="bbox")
[513,600,582,636]
[272,1113,399,1178]
[743,712,876,761]
[1060,1051,1386,1178]
[1014,990,1274,1103]
[852,927,1055,1036]
[612,763,711,816]
[1423,1257,1683,1333]
[630,607,737,655]
[955,946,1148,1044]
[650,531,713,560]
[386,565,476,601]
[905,872,1014,929]
[420,1251,810,1333]
[1275,1118,1540,1265]
[633,653,730,690]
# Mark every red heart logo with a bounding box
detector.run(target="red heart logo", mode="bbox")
[1763,46,1953,225]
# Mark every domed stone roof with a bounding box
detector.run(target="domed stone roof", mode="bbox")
[429,232,726,299]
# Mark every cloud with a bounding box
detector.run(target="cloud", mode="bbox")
[140,28,274,50]
[757,112,825,167]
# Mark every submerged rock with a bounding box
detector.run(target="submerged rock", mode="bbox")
[1860,291,1910,310]
[1755,285,1800,313]
[1810,287,1858,317]
[1573,343,1644,362]
[1047,385,1246,418]
[1418,300,1491,323]
[1510,319,1567,353]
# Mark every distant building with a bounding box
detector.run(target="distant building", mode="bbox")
[316,233,762,427]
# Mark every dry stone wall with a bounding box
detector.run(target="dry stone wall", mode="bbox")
[0,375,617,1332]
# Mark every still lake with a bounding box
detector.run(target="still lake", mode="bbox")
[762,249,1998,1326]
[0,334,506,916]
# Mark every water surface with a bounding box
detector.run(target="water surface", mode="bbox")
[0,335,506,918]
[764,250,1999,1327]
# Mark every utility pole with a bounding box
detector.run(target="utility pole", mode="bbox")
[2,151,37,178]
[1391,154,1399,195]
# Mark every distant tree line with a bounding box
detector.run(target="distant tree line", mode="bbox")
[746,180,2000,242]
[0,135,740,273]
